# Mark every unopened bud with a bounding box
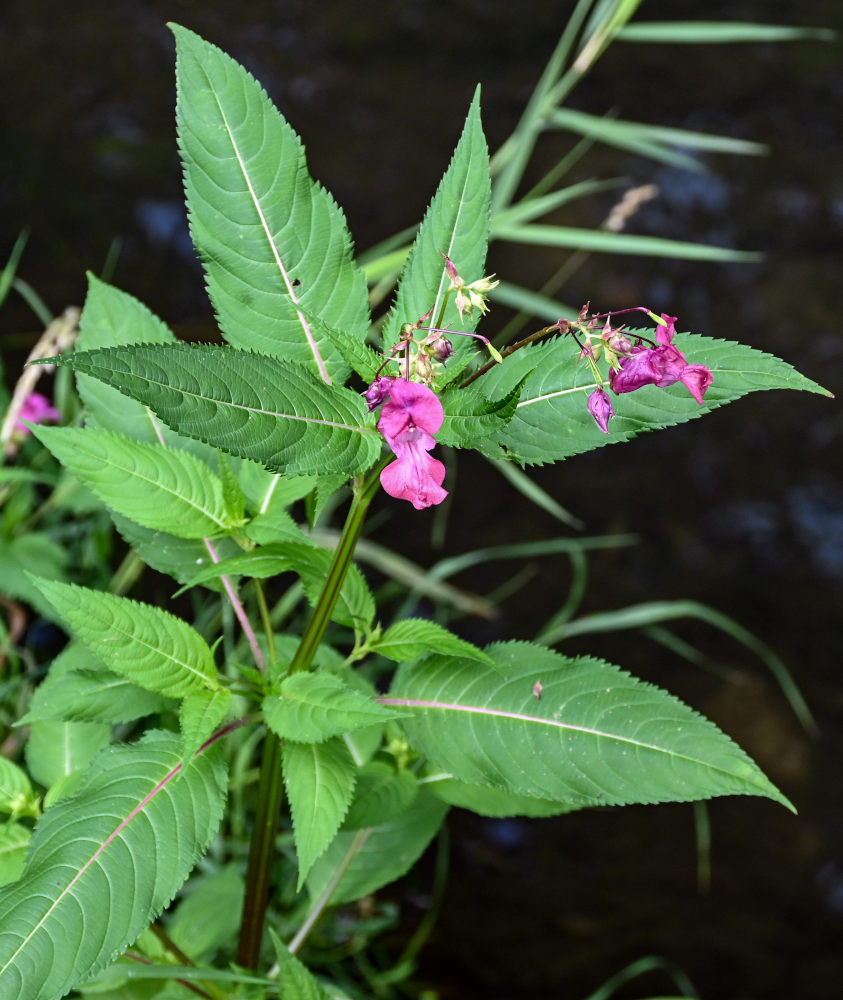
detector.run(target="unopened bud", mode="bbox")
[432,337,453,362]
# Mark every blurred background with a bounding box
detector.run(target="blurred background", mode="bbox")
[1,1,841,996]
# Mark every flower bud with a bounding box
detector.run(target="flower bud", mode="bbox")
[432,337,453,362]
[364,376,394,411]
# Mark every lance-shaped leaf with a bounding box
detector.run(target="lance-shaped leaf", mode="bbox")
[473,332,831,465]
[381,88,491,351]
[283,737,357,888]
[173,24,370,383]
[33,577,220,698]
[44,343,381,477]
[180,688,232,761]
[371,618,495,667]
[264,672,404,744]
[384,641,793,810]
[33,425,235,538]
[0,731,227,1000]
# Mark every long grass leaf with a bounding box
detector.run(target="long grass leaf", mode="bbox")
[494,224,761,261]
[618,21,837,44]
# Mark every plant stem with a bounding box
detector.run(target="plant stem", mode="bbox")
[236,469,383,969]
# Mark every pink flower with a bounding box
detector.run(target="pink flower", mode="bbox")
[587,387,614,434]
[376,379,447,510]
[16,392,61,435]
[609,315,713,404]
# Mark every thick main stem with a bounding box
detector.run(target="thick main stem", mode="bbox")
[236,470,382,969]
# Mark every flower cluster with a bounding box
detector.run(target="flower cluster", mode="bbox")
[367,377,447,510]
[580,310,713,434]
[608,314,713,404]
[362,255,506,509]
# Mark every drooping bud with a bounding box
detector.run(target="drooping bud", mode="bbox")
[587,387,615,434]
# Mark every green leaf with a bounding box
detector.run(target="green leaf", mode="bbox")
[342,762,418,830]
[33,426,235,538]
[32,578,219,697]
[75,274,177,442]
[549,107,767,160]
[217,452,247,525]
[270,930,331,1000]
[19,667,174,725]
[0,823,30,887]
[371,618,495,667]
[0,731,227,1000]
[382,87,491,351]
[264,673,403,744]
[322,326,385,384]
[385,641,792,810]
[305,788,448,906]
[180,688,232,760]
[25,720,110,792]
[48,343,381,477]
[617,21,837,44]
[438,380,523,447]
[494,223,760,262]
[173,24,369,382]
[283,737,357,888]
[473,332,831,465]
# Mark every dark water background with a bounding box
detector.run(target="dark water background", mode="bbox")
[2,1,842,997]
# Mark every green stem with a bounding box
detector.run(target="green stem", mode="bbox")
[236,469,383,969]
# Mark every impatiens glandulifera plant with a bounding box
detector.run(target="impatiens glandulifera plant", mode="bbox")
[0,22,831,1000]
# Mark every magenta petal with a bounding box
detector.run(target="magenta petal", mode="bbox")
[380,439,447,510]
[587,388,614,433]
[609,349,662,394]
[655,314,678,346]
[680,364,713,404]
[652,344,690,386]
[377,379,444,446]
